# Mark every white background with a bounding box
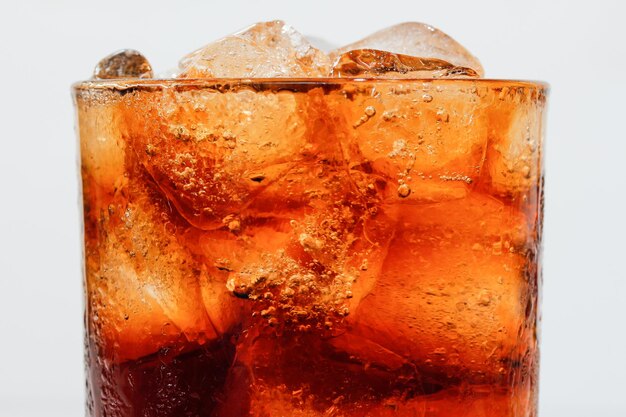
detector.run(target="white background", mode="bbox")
[0,0,624,416]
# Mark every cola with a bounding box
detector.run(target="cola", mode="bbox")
[74,76,546,416]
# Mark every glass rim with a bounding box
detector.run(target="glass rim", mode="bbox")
[72,77,549,92]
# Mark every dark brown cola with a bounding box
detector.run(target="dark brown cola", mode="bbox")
[75,79,545,417]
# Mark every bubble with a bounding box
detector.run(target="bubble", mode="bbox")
[227,219,241,232]
[364,106,377,117]
[397,183,411,198]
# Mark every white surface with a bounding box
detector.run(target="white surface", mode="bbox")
[0,0,624,416]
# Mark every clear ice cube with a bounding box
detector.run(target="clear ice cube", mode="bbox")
[332,22,483,77]
[178,21,331,78]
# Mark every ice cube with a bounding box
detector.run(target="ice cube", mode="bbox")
[206,205,363,331]
[93,49,153,79]
[226,331,422,416]
[120,84,311,230]
[86,175,238,362]
[325,81,489,204]
[331,49,479,79]
[178,21,331,78]
[330,194,533,380]
[76,90,126,190]
[332,22,484,77]
[185,175,394,334]
[480,87,546,199]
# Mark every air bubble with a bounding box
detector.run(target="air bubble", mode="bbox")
[397,183,411,198]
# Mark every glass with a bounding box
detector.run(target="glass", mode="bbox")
[73,78,547,417]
